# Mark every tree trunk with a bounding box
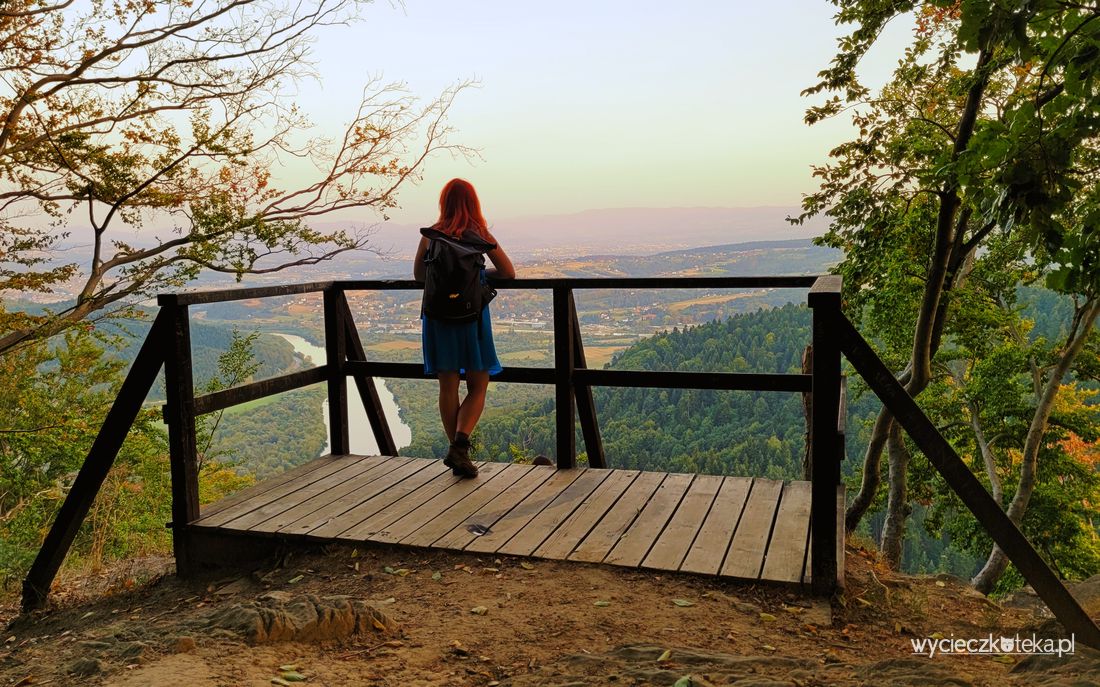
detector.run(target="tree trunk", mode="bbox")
[843,50,993,534]
[881,421,912,569]
[972,297,1100,593]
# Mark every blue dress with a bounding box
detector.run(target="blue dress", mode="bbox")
[421,271,502,376]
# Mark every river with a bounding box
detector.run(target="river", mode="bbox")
[274,333,412,455]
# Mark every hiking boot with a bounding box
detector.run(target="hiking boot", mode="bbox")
[443,442,478,478]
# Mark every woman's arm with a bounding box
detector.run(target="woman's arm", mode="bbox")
[413,236,429,282]
[483,231,515,279]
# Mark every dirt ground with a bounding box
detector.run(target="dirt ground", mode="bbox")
[1,543,1098,686]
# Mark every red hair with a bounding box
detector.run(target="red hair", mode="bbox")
[433,178,488,239]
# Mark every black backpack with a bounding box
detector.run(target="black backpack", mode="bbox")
[420,227,498,323]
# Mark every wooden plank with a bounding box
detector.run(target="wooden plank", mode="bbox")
[721,478,783,579]
[335,275,820,291]
[431,467,557,551]
[307,460,452,539]
[200,455,344,520]
[224,457,390,531]
[837,483,846,589]
[372,462,512,543]
[164,304,200,578]
[760,481,813,583]
[680,477,752,575]
[193,366,327,416]
[335,465,483,541]
[158,281,332,307]
[553,288,576,468]
[323,288,350,455]
[533,470,640,560]
[250,457,416,533]
[22,309,169,611]
[642,474,723,571]
[464,469,584,553]
[575,369,812,393]
[808,289,841,594]
[196,455,376,528]
[399,465,534,547]
[498,469,612,557]
[569,472,666,563]
[275,458,437,536]
[604,473,694,567]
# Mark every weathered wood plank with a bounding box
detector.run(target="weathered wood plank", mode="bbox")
[569,472,666,563]
[250,457,416,533]
[336,465,482,541]
[275,458,437,536]
[532,470,640,560]
[431,467,557,551]
[372,462,511,544]
[226,457,390,531]
[197,456,379,529]
[497,469,611,557]
[463,469,583,553]
[680,477,752,575]
[307,460,452,539]
[642,474,723,571]
[721,478,783,579]
[399,465,534,548]
[760,481,812,583]
[200,454,346,520]
[604,473,694,567]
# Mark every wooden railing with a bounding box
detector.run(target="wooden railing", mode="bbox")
[25,274,1100,650]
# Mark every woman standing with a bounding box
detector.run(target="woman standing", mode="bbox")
[414,179,515,478]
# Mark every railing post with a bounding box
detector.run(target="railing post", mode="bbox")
[553,287,576,469]
[324,286,350,455]
[808,275,842,594]
[164,304,200,576]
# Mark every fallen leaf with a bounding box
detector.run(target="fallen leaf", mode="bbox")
[432,572,443,581]
[383,640,404,648]
[761,644,777,651]
[594,600,611,607]
[287,575,304,585]
[483,567,500,573]
[673,677,693,687]
[855,597,873,607]
[12,677,33,687]
[520,562,535,570]
[935,580,946,587]
[281,671,307,682]
[378,597,396,605]
[350,548,359,558]
[672,599,694,607]
[470,606,488,615]
[657,649,672,662]
[782,604,804,615]
[393,568,412,577]
[384,566,396,575]
[931,632,945,640]
[271,678,292,687]
[371,618,388,632]
[278,664,300,672]
[992,655,1015,664]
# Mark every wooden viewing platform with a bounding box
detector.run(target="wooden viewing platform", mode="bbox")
[25,274,1100,652]
[192,454,840,586]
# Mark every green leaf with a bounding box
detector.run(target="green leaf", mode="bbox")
[672,599,694,607]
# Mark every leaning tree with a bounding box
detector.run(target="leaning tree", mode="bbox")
[797,0,1100,589]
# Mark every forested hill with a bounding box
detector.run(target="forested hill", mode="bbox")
[473,303,873,479]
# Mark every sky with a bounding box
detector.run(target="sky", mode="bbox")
[280,0,915,224]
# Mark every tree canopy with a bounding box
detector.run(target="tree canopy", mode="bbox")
[0,0,468,355]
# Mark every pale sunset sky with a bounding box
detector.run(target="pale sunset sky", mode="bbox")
[284,0,913,224]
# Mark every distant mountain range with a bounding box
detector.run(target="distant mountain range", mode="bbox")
[43,206,829,290]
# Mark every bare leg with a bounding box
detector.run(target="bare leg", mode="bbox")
[438,372,460,443]
[456,370,490,435]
